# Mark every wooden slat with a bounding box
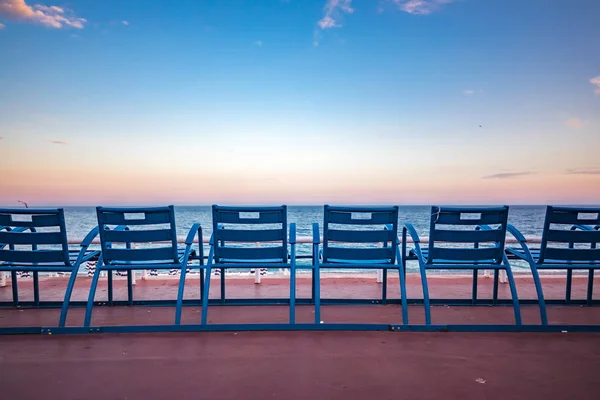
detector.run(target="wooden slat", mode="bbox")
[327,211,397,225]
[327,229,394,243]
[216,229,284,242]
[325,247,393,261]
[103,229,174,243]
[435,210,507,225]
[547,209,600,225]
[432,229,504,243]
[100,211,173,226]
[104,247,177,262]
[217,246,285,260]
[543,248,600,262]
[0,213,62,228]
[0,249,67,263]
[545,229,600,244]
[216,211,284,224]
[428,247,502,262]
[0,231,63,245]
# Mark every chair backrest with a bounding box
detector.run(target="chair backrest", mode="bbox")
[0,209,71,266]
[538,206,600,264]
[322,205,399,264]
[427,206,509,265]
[96,206,179,265]
[212,205,288,263]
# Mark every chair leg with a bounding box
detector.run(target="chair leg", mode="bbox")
[398,266,408,325]
[175,266,188,325]
[290,265,296,324]
[84,266,103,327]
[418,264,431,325]
[472,270,478,305]
[33,271,40,307]
[493,269,499,305]
[200,269,205,299]
[314,266,321,324]
[566,270,573,304]
[107,270,114,307]
[127,270,133,306]
[220,268,225,302]
[587,269,594,306]
[503,265,522,325]
[528,263,548,325]
[382,269,387,304]
[59,269,80,327]
[201,267,213,324]
[11,271,18,306]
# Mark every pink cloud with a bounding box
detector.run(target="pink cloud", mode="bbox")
[317,0,354,30]
[564,118,584,128]
[392,0,457,15]
[591,76,600,94]
[0,0,86,29]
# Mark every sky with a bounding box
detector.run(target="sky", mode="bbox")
[0,0,599,206]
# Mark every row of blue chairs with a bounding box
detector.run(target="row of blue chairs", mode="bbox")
[1,205,599,328]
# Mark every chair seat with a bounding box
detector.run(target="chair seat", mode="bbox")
[505,248,599,267]
[409,249,500,268]
[102,248,196,269]
[0,249,100,271]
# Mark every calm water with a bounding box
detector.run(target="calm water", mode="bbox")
[63,205,549,240]
[57,205,554,273]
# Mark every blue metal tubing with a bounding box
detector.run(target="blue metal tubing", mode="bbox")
[58,226,100,327]
[84,223,199,327]
[505,223,599,324]
[0,225,99,327]
[313,224,408,325]
[174,223,203,325]
[4,323,600,336]
[200,224,298,325]
[403,223,522,326]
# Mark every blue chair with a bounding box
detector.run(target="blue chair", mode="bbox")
[506,206,600,325]
[312,205,408,324]
[403,206,521,325]
[84,206,202,327]
[201,205,296,324]
[0,208,100,326]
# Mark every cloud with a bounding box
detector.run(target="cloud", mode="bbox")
[49,140,68,145]
[482,172,534,180]
[0,0,86,29]
[317,0,354,30]
[463,89,474,95]
[566,168,600,175]
[564,117,584,128]
[122,20,129,26]
[254,40,263,47]
[0,22,5,30]
[392,0,457,15]
[590,76,600,94]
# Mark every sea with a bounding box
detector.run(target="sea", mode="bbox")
[55,205,564,275]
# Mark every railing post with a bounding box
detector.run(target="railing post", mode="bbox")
[376,242,383,283]
[255,242,261,284]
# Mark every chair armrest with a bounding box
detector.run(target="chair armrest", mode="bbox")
[80,226,100,248]
[289,223,296,245]
[506,224,527,243]
[185,223,203,245]
[571,224,594,231]
[312,223,320,244]
[403,223,421,243]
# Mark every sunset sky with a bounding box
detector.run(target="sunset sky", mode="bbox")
[1,0,599,206]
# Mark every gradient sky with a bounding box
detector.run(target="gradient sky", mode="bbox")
[1,0,599,206]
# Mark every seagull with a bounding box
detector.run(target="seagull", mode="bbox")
[17,200,28,208]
